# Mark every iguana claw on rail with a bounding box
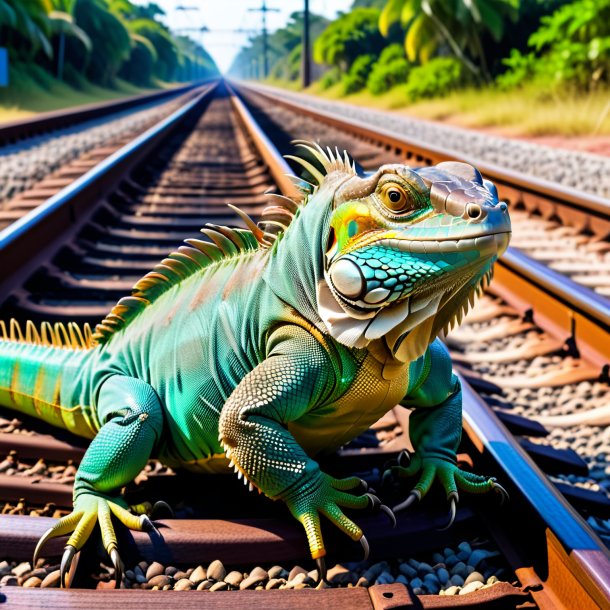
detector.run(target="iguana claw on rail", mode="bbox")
[0,142,510,585]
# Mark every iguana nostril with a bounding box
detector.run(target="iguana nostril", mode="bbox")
[330,259,364,298]
[466,203,482,220]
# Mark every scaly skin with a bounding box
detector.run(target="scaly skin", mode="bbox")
[0,144,510,585]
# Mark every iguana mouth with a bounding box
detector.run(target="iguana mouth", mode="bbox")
[327,231,510,312]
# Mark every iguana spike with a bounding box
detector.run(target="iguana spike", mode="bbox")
[40,322,55,347]
[0,320,7,341]
[263,193,301,213]
[285,173,315,193]
[185,238,223,262]
[326,146,335,163]
[207,224,247,250]
[292,141,331,171]
[26,320,40,345]
[201,228,239,256]
[161,258,190,279]
[83,324,93,344]
[10,319,23,342]
[284,155,325,185]
[176,246,211,269]
[54,323,70,348]
[68,323,85,349]
[227,204,265,243]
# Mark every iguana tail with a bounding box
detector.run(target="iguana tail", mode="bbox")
[0,319,99,439]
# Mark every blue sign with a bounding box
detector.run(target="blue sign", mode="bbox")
[0,48,7,87]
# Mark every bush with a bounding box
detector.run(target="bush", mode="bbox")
[318,67,342,90]
[404,57,466,102]
[342,54,376,94]
[367,44,410,94]
[497,0,610,91]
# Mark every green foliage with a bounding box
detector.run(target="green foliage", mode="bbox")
[318,67,342,90]
[404,56,467,101]
[497,0,610,90]
[314,8,385,70]
[0,0,217,97]
[380,0,519,80]
[367,43,410,94]
[342,54,376,94]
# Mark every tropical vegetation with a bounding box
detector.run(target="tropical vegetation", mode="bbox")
[0,0,218,111]
[229,0,609,136]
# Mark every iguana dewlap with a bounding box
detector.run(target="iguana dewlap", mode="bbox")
[0,143,510,586]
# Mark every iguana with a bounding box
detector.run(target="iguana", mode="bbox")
[0,142,511,587]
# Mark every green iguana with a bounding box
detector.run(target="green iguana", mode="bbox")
[0,142,511,587]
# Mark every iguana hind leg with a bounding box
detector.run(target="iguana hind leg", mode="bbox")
[34,375,163,588]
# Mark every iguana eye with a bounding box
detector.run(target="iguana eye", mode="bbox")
[380,183,410,213]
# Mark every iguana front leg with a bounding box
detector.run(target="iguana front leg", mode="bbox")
[34,375,163,587]
[219,325,379,579]
[390,341,508,524]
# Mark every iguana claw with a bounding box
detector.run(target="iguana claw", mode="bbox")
[490,478,509,505]
[365,493,396,528]
[60,545,76,588]
[437,492,458,531]
[315,556,328,584]
[360,534,370,561]
[393,489,421,513]
[109,547,123,588]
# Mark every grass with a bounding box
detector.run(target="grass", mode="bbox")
[0,62,172,123]
[303,81,610,138]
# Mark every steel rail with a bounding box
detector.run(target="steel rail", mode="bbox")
[0,82,219,298]
[0,81,211,146]
[461,378,610,610]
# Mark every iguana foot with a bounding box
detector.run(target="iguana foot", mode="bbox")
[33,493,155,588]
[283,473,394,583]
[388,451,509,526]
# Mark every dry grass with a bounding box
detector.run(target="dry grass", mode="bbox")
[303,81,610,137]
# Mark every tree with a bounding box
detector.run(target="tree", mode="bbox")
[314,7,385,71]
[379,0,519,80]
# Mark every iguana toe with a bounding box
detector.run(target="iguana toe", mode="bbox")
[360,533,370,561]
[34,493,150,588]
[315,556,328,584]
[437,491,459,531]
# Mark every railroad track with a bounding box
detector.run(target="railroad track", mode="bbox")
[0,83,205,231]
[0,79,609,608]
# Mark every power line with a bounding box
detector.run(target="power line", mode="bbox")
[248,0,279,79]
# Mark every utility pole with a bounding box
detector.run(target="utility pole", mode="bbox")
[301,0,311,88]
[248,1,279,79]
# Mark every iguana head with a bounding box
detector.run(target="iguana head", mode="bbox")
[313,157,511,361]
[263,143,510,363]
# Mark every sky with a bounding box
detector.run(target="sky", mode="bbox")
[132,1,353,73]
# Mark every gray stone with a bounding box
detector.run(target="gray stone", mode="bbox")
[240,574,265,590]
[0,575,17,586]
[207,560,226,582]
[196,579,213,591]
[436,567,450,584]
[452,561,468,578]
[224,571,243,586]
[266,578,285,589]
[398,563,417,578]
[210,581,228,591]
[146,562,164,580]
[460,581,484,595]
[22,576,42,588]
[449,574,464,587]
[464,571,485,586]
[267,565,287,580]
[174,578,193,591]
[188,565,207,583]
[288,565,307,581]
[249,566,268,581]
[375,571,394,585]
[13,562,31,578]
[147,575,171,589]
[41,570,61,589]
[443,585,460,595]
